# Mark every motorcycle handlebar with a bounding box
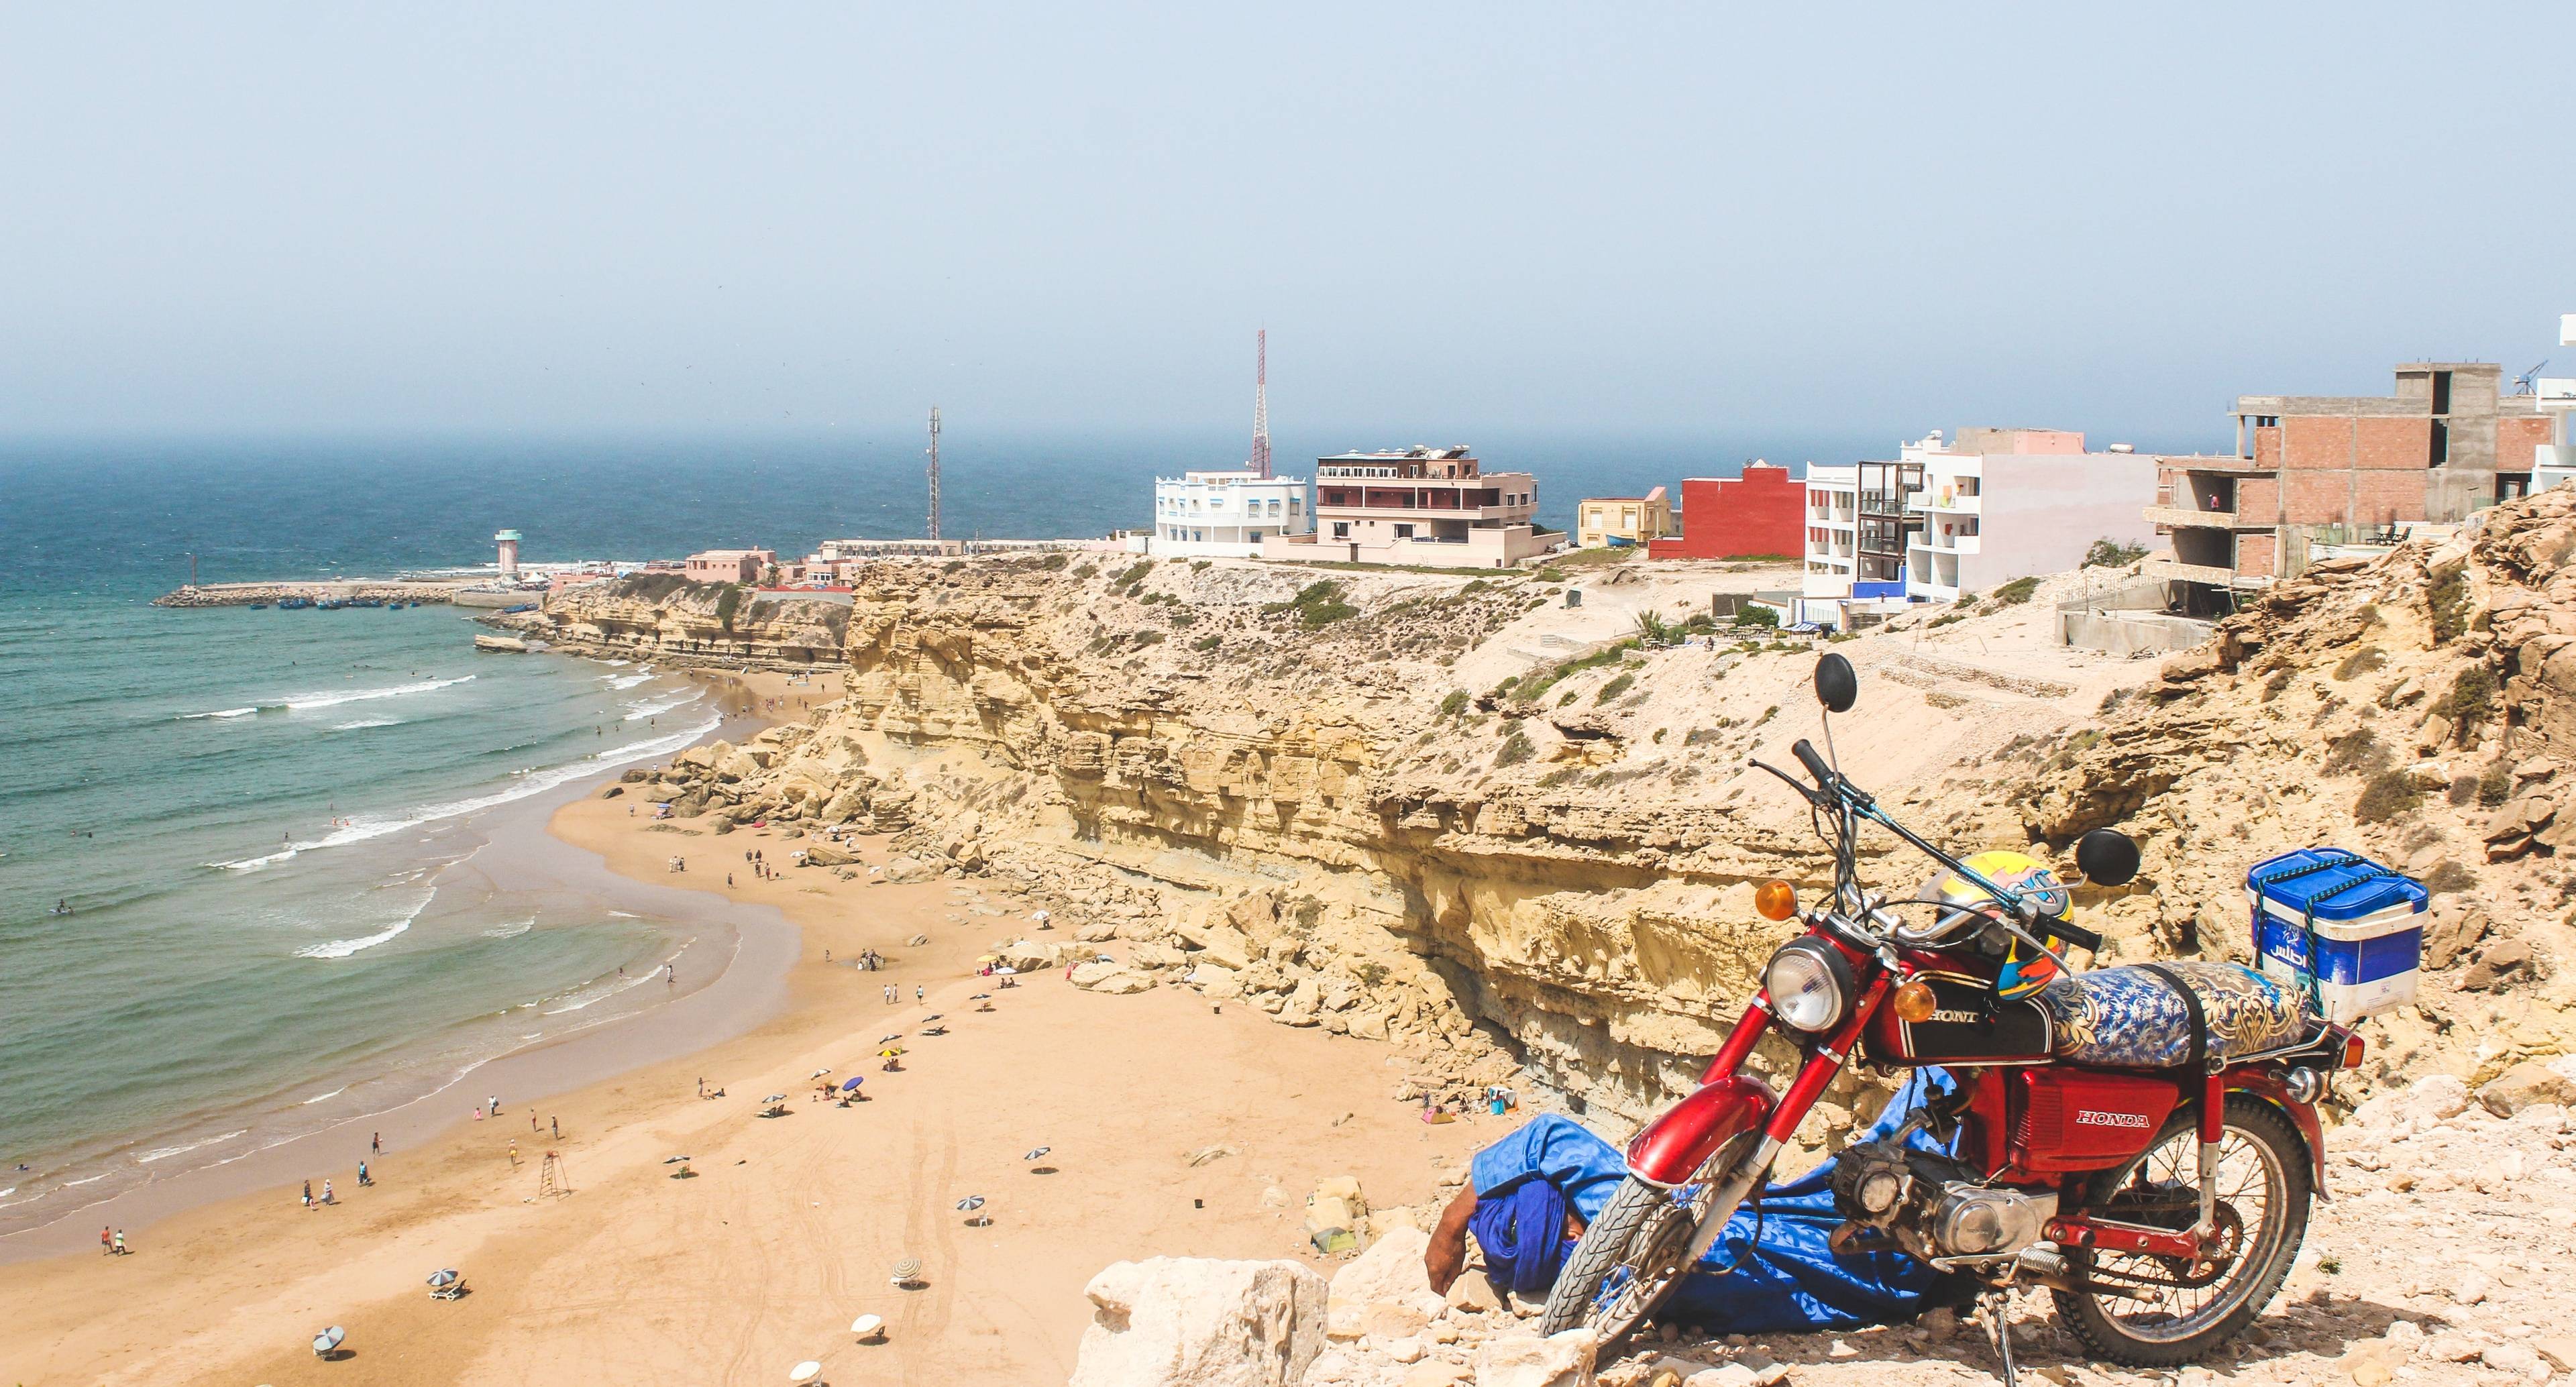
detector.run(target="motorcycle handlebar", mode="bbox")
[1790,738,1832,786]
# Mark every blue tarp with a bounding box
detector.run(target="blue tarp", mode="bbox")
[1466,1069,1963,1334]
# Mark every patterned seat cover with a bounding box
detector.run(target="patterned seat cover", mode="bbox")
[2035,961,2318,1068]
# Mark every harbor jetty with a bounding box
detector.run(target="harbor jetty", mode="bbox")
[152,579,488,608]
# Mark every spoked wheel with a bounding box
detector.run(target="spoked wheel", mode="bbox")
[2053,1095,2312,1367]
[1540,1130,1759,1345]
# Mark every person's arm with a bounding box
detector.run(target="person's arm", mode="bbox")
[1424,1183,1479,1294]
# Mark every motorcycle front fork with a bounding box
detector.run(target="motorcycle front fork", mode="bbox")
[1679,977,1888,1266]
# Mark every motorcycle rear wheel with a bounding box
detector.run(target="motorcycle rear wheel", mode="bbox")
[2053,1094,2311,1367]
[1539,1131,1758,1345]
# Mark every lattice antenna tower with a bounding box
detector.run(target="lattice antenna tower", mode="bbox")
[1250,330,1272,478]
[926,406,943,541]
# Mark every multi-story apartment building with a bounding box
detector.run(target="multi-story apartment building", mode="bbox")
[1139,468,1312,558]
[2153,360,2559,612]
[1262,446,1546,569]
[1898,429,2158,603]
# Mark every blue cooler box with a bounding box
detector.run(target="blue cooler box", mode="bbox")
[2245,848,2428,1025]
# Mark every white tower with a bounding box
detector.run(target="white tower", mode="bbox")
[495,529,522,579]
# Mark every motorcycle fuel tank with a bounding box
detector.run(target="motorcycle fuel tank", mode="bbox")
[2008,1068,2182,1175]
[1860,968,2056,1068]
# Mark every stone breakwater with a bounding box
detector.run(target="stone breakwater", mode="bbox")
[153,579,476,608]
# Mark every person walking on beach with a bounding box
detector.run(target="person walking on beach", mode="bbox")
[101,1225,111,1256]
[302,1180,313,1210]
[915,985,925,1003]
[696,1077,705,1098]
[113,1228,127,1256]
[508,1140,519,1168]
[323,1178,335,1205]
[358,1160,370,1187]
[550,1115,559,1140]
[531,1111,539,1133]
[489,1094,500,1117]
[371,1131,380,1156]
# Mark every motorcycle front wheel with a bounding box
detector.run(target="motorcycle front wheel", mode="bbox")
[2053,1094,2312,1367]
[1539,1130,1759,1345]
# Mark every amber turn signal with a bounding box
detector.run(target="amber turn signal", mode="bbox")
[1892,980,1938,1024]
[1754,880,1799,922]
[2341,1032,2367,1070]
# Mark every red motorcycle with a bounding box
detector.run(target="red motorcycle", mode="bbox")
[1541,654,2365,1376]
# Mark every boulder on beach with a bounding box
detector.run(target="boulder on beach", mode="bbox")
[1068,1257,1326,1387]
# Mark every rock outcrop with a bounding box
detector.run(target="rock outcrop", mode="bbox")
[1068,1257,1328,1387]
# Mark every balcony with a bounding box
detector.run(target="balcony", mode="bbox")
[1314,498,1529,522]
[2144,504,2242,529]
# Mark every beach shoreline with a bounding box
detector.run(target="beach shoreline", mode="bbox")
[0,670,797,1258]
[0,664,1491,1385]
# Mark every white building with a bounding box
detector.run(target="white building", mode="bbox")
[1137,469,1312,558]
[2537,313,2576,493]
[1902,428,2159,603]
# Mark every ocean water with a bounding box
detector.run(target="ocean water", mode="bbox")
[0,429,1825,1232]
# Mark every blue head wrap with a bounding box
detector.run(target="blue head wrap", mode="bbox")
[1470,1174,1572,1298]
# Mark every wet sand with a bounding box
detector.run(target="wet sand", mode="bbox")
[0,690,1492,1385]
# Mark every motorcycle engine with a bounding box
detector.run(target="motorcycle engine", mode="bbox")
[1830,1138,2060,1263]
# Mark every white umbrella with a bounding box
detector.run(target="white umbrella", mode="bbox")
[851,1314,885,1341]
[313,1325,346,1356]
[790,1361,822,1382]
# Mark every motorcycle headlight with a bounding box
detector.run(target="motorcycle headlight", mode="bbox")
[1764,939,1854,1034]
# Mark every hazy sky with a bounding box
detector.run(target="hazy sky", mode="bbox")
[3,5,2570,447]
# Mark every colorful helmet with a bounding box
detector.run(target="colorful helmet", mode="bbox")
[1915,850,2074,1001]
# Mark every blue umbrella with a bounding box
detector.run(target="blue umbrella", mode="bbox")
[841,1076,865,1092]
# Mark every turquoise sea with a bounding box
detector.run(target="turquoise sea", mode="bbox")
[0,428,1827,1235]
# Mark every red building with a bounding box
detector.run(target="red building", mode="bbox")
[1646,464,1806,560]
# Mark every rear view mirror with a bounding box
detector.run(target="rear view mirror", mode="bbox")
[1814,653,1857,714]
[2075,829,2139,887]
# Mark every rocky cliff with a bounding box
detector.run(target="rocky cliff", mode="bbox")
[527,506,2576,1147]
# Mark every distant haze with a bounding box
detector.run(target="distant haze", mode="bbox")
[2,5,2569,451]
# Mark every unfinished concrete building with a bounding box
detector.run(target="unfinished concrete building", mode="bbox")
[2151,362,2555,612]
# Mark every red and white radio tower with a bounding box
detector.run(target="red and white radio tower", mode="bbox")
[1250,329,1272,478]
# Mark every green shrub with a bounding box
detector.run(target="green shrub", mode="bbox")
[1633,610,1674,645]
[1191,634,1222,652]
[1132,629,1165,647]
[2424,861,2475,895]
[1595,672,1635,704]
[1260,579,1356,627]
[2440,665,2498,740]
[2320,729,2390,777]
[714,584,743,631]
[1731,605,1779,629]
[1039,553,1069,571]
[2428,567,2471,643]
[1191,560,1212,572]
[2477,759,2514,807]
[1992,575,2041,606]
[2333,647,2386,681]
[1495,726,1535,767]
[1114,560,1155,587]
[1073,563,1098,579]
[1438,690,1468,717]
[1928,612,1965,629]
[2084,539,2147,569]
[2353,769,2422,824]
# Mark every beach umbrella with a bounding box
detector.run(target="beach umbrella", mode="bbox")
[789,1361,822,1382]
[995,966,1017,975]
[663,1154,692,1164]
[809,1067,831,1078]
[892,1257,924,1286]
[851,1313,886,1341]
[764,1093,787,1103]
[955,1195,985,1211]
[313,1325,346,1357]
[427,1269,460,1290]
[879,1033,903,1044]
[1023,1147,1050,1160]
[841,1076,864,1092]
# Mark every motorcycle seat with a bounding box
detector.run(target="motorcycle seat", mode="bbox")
[2036,961,2319,1069]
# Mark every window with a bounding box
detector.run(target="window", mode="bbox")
[2431,419,2449,467]
[1395,523,1415,539]
[2431,371,2453,416]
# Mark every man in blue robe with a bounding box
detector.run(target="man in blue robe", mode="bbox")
[1424,1070,1968,1334]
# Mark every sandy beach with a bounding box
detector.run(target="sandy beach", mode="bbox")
[0,678,1490,1386]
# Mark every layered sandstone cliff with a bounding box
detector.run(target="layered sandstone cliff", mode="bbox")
[524,505,2576,1146]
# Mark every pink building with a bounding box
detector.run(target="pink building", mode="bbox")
[684,549,776,584]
